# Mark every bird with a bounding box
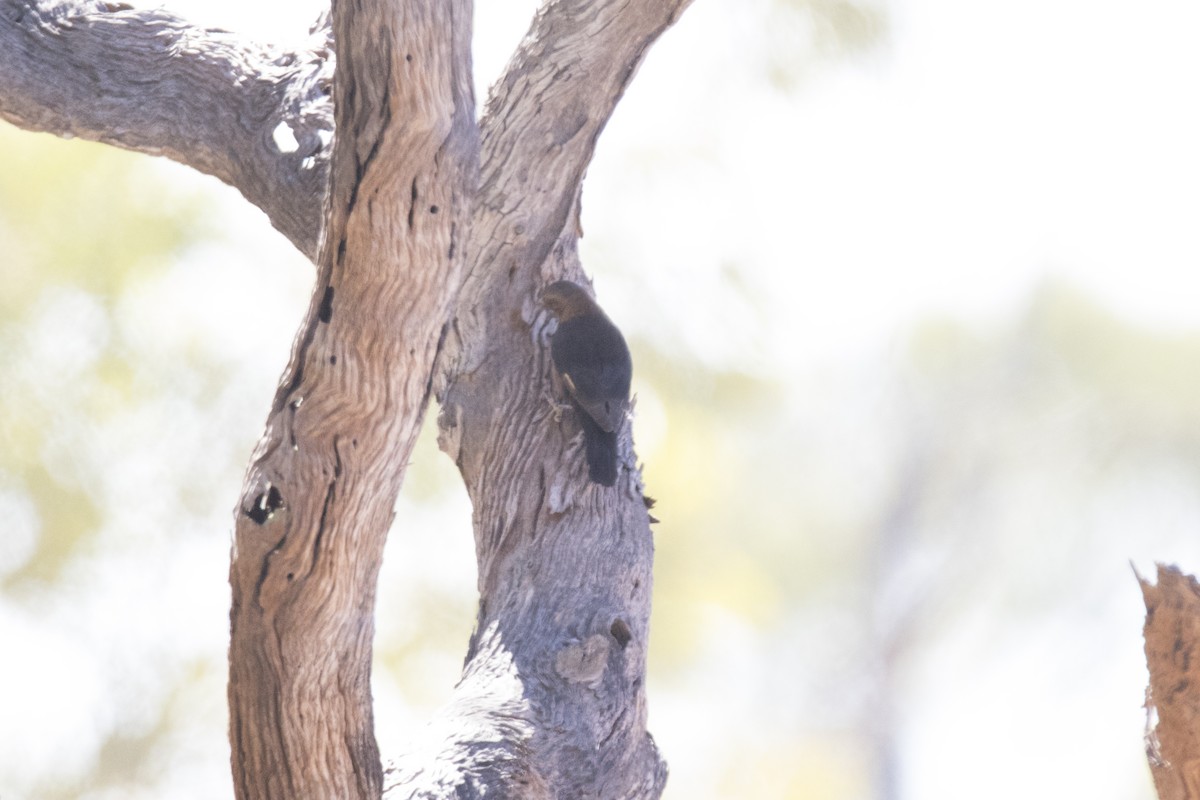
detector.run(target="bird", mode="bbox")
[540,280,632,487]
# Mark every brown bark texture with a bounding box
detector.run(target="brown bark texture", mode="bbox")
[226,1,477,798]
[0,0,693,798]
[1142,564,1200,800]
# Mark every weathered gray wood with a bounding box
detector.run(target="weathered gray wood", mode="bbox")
[226,1,476,798]
[382,2,692,797]
[0,0,332,258]
[0,0,693,796]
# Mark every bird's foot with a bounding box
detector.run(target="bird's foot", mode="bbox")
[542,389,573,423]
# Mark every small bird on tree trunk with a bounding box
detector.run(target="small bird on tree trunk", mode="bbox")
[541,280,632,487]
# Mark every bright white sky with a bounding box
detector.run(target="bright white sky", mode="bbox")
[586,0,1200,370]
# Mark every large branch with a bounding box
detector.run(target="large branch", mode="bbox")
[0,0,332,257]
[382,2,693,797]
[226,0,475,798]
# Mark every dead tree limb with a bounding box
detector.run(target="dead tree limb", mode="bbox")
[0,0,332,257]
[0,0,693,796]
[1141,564,1200,800]
[226,1,476,797]
[386,3,693,797]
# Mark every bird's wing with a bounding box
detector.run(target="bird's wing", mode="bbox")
[565,379,627,432]
[551,316,632,432]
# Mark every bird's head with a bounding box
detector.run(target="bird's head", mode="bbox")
[540,280,599,322]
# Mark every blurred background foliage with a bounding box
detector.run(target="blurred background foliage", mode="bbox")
[0,132,207,590]
[1,0,1195,798]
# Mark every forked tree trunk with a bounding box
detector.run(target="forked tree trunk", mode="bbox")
[0,0,692,797]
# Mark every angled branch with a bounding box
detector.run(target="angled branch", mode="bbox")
[0,0,332,257]
[469,0,694,299]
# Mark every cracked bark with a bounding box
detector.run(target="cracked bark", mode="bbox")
[226,2,476,797]
[0,0,693,797]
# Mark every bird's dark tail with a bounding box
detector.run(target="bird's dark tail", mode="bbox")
[579,412,619,487]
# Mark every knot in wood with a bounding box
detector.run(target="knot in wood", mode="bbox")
[554,633,609,686]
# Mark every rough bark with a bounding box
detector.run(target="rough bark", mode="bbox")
[226,1,476,798]
[1141,564,1200,800]
[0,0,692,797]
[380,4,692,797]
[0,0,332,258]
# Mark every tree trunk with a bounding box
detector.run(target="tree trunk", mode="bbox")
[1141,564,1200,800]
[0,0,692,797]
[226,1,477,798]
